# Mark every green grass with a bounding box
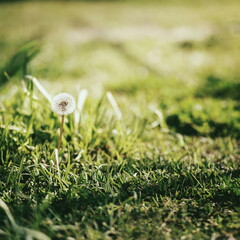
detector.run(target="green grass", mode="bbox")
[0,0,240,239]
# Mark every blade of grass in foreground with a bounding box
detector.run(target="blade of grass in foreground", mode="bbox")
[25,75,52,103]
[0,40,41,86]
[106,91,122,121]
[0,199,50,240]
[75,89,88,127]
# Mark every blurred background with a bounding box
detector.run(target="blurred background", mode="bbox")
[0,0,240,137]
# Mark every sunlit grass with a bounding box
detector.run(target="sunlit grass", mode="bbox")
[0,0,240,239]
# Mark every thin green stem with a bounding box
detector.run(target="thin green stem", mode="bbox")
[58,115,64,153]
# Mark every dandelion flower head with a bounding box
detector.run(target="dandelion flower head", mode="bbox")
[52,92,76,115]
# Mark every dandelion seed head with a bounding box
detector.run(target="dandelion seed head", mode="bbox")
[52,93,76,115]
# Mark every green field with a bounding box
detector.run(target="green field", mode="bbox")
[0,1,240,239]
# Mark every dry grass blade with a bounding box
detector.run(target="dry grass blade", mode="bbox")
[55,148,60,176]
[106,91,122,120]
[0,124,27,133]
[25,75,52,103]
[75,89,88,126]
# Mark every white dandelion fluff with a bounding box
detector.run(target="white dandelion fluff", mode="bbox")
[52,93,76,116]
[51,93,76,152]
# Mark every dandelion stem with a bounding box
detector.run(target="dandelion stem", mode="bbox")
[58,115,64,152]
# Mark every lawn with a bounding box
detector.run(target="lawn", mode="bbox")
[0,0,240,239]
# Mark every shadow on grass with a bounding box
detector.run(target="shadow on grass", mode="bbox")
[166,113,240,138]
[196,74,240,100]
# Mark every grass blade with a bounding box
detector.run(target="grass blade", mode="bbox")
[106,91,122,120]
[25,75,52,103]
